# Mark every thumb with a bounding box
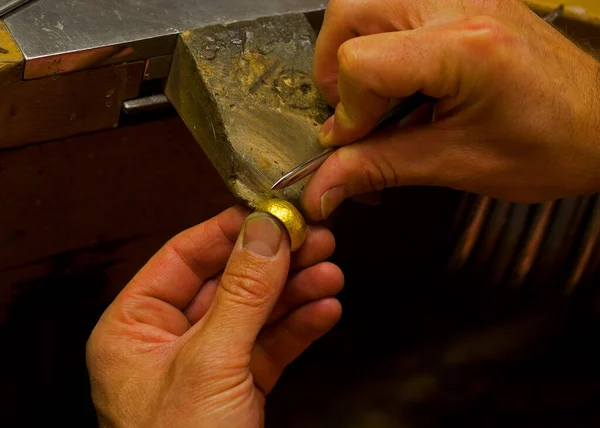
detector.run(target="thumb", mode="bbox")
[199,212,291,354]
[302,124,464,221]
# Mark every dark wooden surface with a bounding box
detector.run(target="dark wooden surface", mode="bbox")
[2,116,600,427]
[0,22,146,150]
[0,116,236,426]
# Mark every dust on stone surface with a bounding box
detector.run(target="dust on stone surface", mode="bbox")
[185,14,330,207]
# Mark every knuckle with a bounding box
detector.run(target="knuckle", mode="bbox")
[327,0,348,16]
[458,16,514,63]
[221,264,273,307]
[165,233,198,265]
[337,38,363,77]
[362,157,396,192]
[161,238,189,271]
[331,147,356,177]
[461,14,503,33]
[338,146,396,193]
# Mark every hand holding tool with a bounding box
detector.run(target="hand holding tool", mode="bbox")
[271,4,565,191]
[271,92,435,190]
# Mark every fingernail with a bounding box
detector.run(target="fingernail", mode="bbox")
[243,213,283,257]
[320,186,347,220]
[319,116,335,146]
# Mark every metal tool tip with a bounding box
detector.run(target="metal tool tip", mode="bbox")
[271,179,285,190]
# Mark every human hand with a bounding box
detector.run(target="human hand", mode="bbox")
[302,0,600,221]
[86,206,343,427]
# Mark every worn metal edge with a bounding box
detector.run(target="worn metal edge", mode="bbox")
[8,5,326,80]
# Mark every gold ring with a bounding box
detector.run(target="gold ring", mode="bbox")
[255,198,307,251]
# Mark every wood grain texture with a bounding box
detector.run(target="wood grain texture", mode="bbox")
[0,117,238,425]
[166,14,330,209]
[0,116,235,283]
[0,21,144,149]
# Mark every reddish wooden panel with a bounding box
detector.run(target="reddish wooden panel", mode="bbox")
[0,116,236,275]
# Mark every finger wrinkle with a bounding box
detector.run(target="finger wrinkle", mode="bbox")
[268,262,344,324]
[216,206,251,243]
[217,266,274,309]
[120,298,183,340]
[166,234,232,284]
[338,39,363,83]
[291,227,336,268]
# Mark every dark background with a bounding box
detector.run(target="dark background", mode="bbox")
[2,117,600,427]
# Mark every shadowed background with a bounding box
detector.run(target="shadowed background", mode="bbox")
[1,116,600,427]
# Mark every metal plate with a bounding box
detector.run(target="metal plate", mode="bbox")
[0,0,30,17]
[4,0,326,79]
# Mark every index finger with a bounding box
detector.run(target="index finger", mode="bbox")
[122,206,250,310]
[313,0,418,106]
